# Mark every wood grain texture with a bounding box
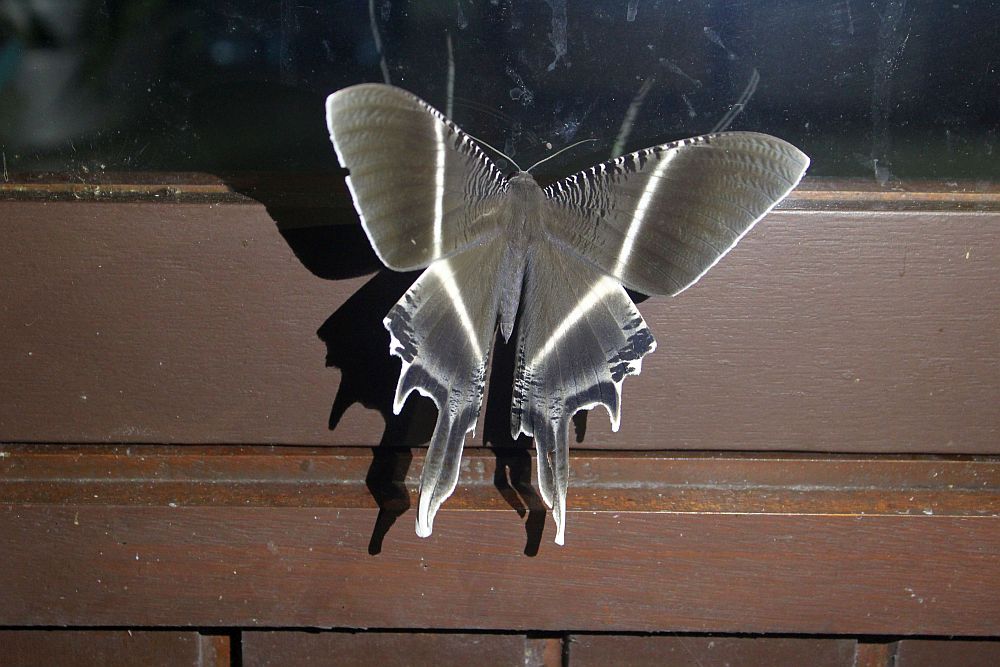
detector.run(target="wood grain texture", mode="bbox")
[2,446,998,517]
[853,641,898,667]
[1,182,997,452]
[0,630,226,667]
[242,631,547,667]
[568,635,857,667]
[4,506,998,633]
[1,446,997,634]
[895,639,1000,667]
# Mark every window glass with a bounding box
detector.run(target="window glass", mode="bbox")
[1,1,996,181]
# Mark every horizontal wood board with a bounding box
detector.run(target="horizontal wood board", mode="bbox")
[567,635,857,667]
[2,630,996,666]
[894,639,1000,666]
[3,446,998,516]
[241,631,558,667]
[0,630,226,667]
[1,180,997,453]
[568,637,1000,667]
[1,446,998,634]
[4,506,996,633]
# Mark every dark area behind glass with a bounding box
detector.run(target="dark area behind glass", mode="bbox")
[1,0,996,182]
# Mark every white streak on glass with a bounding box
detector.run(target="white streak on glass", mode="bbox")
[543,0,567,71]
[681,93,697,118]
[662,58,702,88]
[445,32,455,119]
[703,26,737,60]
[433,119,446,257]
[431,261,482,359]
[613,150,675,276]
[368,0,391,84]
[531,276,617,367]
[611,77,655,158]
[710,67,759,133]
[626,0,638,22]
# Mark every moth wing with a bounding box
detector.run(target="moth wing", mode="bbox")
[326,83,508,271]
[385,238,506,538]
[511,242,656,545]
[543,132,809,296]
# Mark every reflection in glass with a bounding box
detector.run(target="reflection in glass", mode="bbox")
[0,1,996,181]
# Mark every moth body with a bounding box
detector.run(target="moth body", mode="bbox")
[496,171,543,341]
[325,83,809,545]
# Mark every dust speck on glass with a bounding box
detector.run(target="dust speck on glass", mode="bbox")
[0,1,996,182]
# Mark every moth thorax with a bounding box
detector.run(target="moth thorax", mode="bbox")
[507,171,544,208]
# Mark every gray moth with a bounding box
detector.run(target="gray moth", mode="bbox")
[325,83,809,545]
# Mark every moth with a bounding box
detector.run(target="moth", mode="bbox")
[325,83,808,544]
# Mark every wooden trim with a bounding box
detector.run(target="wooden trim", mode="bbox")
[2,446,998,634]
[2,445,997,516]
[2,174,999,210]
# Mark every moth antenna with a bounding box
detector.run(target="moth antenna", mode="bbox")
[526,138,599,174]
[463,131,523,172]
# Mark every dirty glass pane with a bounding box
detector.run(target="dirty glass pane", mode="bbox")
[0,0,996,181]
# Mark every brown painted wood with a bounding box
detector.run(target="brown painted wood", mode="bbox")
[527,636,564,667]
[853,641,898,667]
[895,639,1000,667]
[242,631,546,667]
[568,635,857,666]
[0,630,225,667]
[1,446,998,634]
[6,506,998,633]
[1,179,997,452]
[2,174,998,210]
[2,446,998,516]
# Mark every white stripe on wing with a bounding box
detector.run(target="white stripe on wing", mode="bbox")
[613,149,676,277]
[432,119,446,257]
[429,260,483,359]
[530,275,618,368]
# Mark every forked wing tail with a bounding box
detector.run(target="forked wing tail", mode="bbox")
[385,240,504,537]
[511,243,656,544]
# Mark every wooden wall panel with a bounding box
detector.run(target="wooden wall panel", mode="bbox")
[0,630,226,667]
[568,636,856,667]
[0,187,997,453]
[894,640,1000,667]
[852,641,898,667]
[895,639,1000,667]
[242,631,558,667]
